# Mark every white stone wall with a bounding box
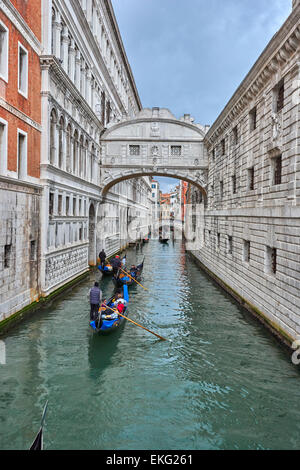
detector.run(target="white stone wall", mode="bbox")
[0,180,41,321]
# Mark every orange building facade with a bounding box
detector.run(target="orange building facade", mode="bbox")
[0,0,42,323]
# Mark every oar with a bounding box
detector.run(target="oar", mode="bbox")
[119,267,149,291]
[105,305,167,341]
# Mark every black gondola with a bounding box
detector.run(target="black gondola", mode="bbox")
[29,401,48,450]
[159,238,169,244]
[113,259,144,288]
[89,285,129,335]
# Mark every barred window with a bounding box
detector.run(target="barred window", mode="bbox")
[248,167,255,191]
[243,241,250,263]
[129,145,140,156]
[228,236,233,255]
[233,126,239,145]
[232,175,237,194]
[171,146,182,157]
[273,155,282,185]
[266,246,277,275]
[249,107,257,131]
[276,80,284,113]
[221,139,226,155]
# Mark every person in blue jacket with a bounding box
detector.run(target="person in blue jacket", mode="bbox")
[88,282,102,321]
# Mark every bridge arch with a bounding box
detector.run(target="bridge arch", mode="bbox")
[99,108,209,199]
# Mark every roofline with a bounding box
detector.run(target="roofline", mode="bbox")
[104,0,142,112]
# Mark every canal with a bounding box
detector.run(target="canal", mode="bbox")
[0,240,300,450]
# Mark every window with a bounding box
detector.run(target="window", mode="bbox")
[249,107,257,131]
[272,155,282,186]
[217,233,221,250]
[248,167,255,191]
[233,126,239,146]
[220,181,224,199]
[171,146,182,157]
[221,139,226,155]
[30,240,36,261]
[275,80,284,113]
[129,145,140,156]
[58,195,62,215]
[0,119,7,174]
[232,175,237,194]
[17,130,27,179]
[243,241,250,263]
[49,192,54,216]
[66,196,70,216]
[73,198,76,216]
[18,43,28,98]
[152,193,155,198]
[266,247,277,275]
[228,236,233,255]
[4,244,11,268]
[0,20,9,82]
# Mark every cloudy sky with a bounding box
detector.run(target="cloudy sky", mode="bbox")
[111,0,291,192]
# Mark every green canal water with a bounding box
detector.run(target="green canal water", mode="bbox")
[0,240,300,450]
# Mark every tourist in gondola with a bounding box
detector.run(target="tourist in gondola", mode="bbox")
[88,282,102,321]
[99,249,107,268]
[130,265,138,278]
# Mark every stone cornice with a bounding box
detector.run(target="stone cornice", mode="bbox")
[104,0,142,111]
[0,175,42,192]
[40,55,104,132]
[102,118,205,139]
[205,6,300,146]
[65,0,139,115]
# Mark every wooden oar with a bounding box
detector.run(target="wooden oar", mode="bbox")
[119,267,149,291]
[105,305,167,341]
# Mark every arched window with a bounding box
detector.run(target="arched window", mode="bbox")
[73,129,79,175]
[66,123,72,172]
[84,139,89,179]
[90,144,95,182]
[79,135,84,177]
[50,109,57,165]
[58,116,64,168]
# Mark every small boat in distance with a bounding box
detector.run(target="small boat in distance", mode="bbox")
[89,285,129,335]
[159,238,169,244]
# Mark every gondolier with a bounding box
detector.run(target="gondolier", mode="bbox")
[99,249,107,268]
[111,255,122,276]
[88,282,102,321]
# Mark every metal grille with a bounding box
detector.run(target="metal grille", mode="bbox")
[129,145,140,156]
[274,156,282,185]
[171,146,182,157]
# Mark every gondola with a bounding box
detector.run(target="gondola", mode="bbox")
[98,261,113,275]
[159,238,169,244]
[113,259,144,288]
[29,401,48,450]
[89,285,129,335]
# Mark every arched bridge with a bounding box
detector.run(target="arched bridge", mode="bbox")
[100,108,209,196]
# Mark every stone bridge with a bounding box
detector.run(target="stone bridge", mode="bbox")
[100,108,209,197]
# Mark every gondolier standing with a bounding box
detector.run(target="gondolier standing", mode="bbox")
[88,282,102,321]
[111,255,122,276]
[99,249,106,268]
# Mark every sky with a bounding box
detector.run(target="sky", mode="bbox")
[111,0,292,192]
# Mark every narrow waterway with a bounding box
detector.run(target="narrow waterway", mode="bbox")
[0,240,300,450]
